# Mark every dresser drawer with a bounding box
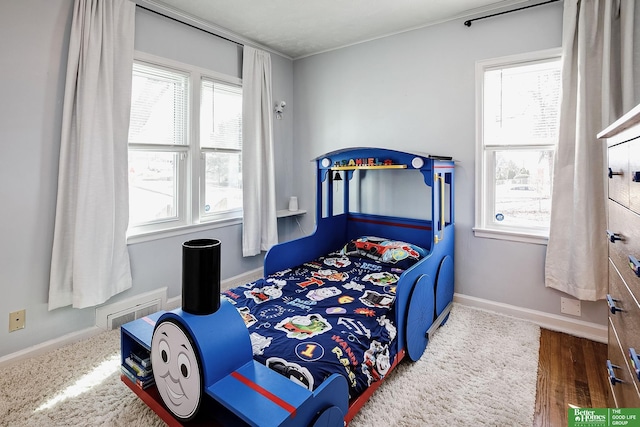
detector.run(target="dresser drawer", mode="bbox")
[608,321,640,408]
[608,260,640,358]
[609,142,629,206]
[628,137,640,214]
[608,200,640,303]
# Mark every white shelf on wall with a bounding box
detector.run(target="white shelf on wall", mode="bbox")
[276,209,307,218]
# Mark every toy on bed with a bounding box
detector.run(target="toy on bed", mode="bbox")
[120,147,455,426]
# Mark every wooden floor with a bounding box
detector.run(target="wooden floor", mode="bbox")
[534,328,609,427]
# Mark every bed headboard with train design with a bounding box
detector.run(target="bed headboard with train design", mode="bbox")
[264,147,455,276]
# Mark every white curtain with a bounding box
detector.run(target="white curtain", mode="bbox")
[545,0,636,301]
[49,0,135,309]
[241,46,278,257]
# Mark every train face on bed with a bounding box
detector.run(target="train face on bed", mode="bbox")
[151,319,203,420]
[150,298,255,422]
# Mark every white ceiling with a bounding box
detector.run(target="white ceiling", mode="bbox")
[143,0,530,59]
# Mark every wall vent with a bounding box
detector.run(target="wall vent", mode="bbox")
[95,288,167,330]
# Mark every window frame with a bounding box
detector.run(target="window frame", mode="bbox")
[127,51,243,243]
[474,48,562,245]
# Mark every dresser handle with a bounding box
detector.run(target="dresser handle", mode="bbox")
[607,360,623,385]
[633,171,640,182]
[630,348,640,382]
[629,255,640,277]
[606,294,624,314]
[609,167,623,178]
[606,230,623,243]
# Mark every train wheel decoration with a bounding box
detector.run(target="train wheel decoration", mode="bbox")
[405,273,435,361]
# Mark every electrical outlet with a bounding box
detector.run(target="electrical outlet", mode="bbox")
[9,309,25,332]
[560,297,581,316]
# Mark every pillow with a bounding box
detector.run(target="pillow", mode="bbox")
[339,236,428,269]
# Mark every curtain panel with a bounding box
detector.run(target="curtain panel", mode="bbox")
[49,0,135,309]
[241,46,278,257]
[545,0,636,301]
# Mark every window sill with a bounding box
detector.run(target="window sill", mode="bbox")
[127,217,242,245]
[472,227,548,245]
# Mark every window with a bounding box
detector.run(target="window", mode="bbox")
[127,54,242,237]
[475,49,561,244]
[199,80,243,219]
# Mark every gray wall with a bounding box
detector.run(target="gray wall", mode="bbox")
[1,0,88,357]
[0,1,294,358]
[292,1,607,325]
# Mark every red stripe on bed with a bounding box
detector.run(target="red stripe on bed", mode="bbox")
[230,371,297,417]
[345,349,406,425]
[141,316,156,327]
[348,217,432,230]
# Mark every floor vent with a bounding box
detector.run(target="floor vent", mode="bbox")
[95,288,167,330]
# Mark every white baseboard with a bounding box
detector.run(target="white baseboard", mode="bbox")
[165,267,264,311]
[0,326,103,370]
[454,293,608,343]
[166,295,181,310]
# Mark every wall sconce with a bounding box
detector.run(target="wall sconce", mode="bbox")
[274,100,286,119]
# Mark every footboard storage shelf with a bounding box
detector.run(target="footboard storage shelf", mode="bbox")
[120,311,163,391]
[599,103,640,408]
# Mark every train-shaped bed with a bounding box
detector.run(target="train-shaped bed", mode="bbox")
[120,147,455,426]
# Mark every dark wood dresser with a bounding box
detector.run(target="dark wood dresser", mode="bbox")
[598,103,640,408]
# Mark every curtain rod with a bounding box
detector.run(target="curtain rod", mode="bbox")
[464,0,560,27]
[136,4,244,47]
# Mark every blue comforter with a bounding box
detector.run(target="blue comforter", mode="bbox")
[223,250,404,399]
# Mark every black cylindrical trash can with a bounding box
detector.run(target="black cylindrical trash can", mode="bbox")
[182,239,221,315]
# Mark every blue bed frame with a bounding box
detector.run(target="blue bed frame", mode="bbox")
[265,148,455,361]
[120,147,455,427]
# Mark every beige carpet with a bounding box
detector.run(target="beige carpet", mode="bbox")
[0,303,540,427]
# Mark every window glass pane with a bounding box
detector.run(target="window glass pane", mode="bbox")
[203,151,242,214]
[129,151,178,225]
[493,149,553,229]
[200,79,242,150]
[129,63,188,145]
[483,60,561,146]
